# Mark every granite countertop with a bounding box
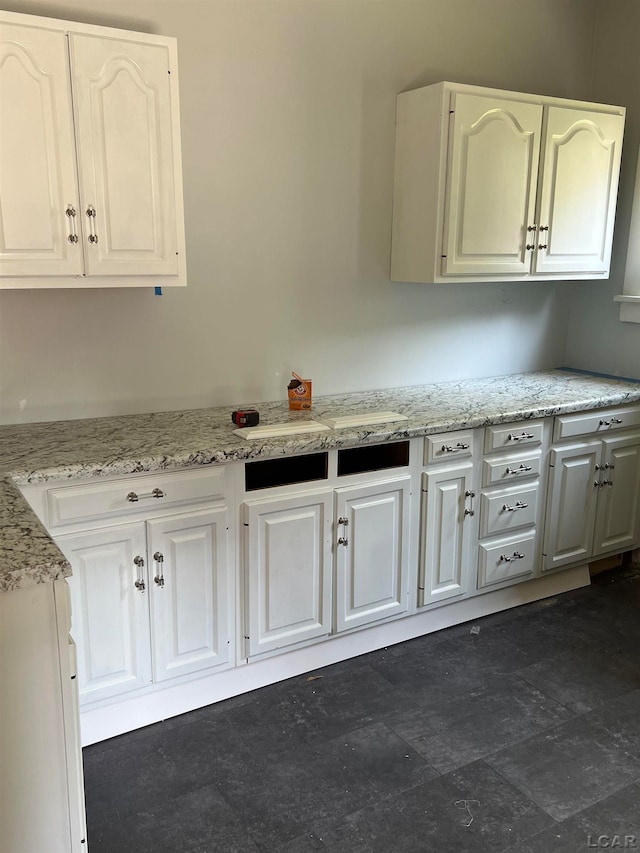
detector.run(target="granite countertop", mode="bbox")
[2,368,639,592]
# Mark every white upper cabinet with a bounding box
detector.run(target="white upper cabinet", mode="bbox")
[391,82,625,283]
[0,11,186,288]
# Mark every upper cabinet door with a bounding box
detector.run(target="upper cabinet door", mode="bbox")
[68,33,180,276]
[0,23,84,276]
[442,93,542,276]
[534,107,625,275]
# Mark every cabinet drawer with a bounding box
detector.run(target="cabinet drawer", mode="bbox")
[484,420,544,453]
[478,530,536,589]
[47,467,225,527]
[553,406,640,441]
[482,450,542,487]
[424,430,474,465]
[479,483,539,538]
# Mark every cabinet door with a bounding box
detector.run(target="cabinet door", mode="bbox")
[0,23,83,276]
[442,93,542,276]
[147,508,230,682]
[534,106,624,275]
[334,477,410,632]
[420,463,474,605]
[593,434,640,556]
[542,441,601,572]
[244,491,333,656]
[56,522,152,704]
[68,33,180,276]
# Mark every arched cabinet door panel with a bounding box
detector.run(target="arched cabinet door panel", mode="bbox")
[443,93,542,277]
[0,23,83,276]
[534,107,625,275]
[69,33,180,277]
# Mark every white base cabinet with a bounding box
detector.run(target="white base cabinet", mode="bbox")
[57,522,152,704]
[243,490,333,656]
[419,461,475,606]
[543,407,640,571]
[58,507,232,705]
[242,446,413,658]
[335,477,410,631]
[15,403,640,754]
[29,467,234,707]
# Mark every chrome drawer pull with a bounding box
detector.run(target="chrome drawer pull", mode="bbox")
[599,417,623,426]
[441,442,470,453]
[464,490,475,517]
[153,551,165,587]
[505,464,533,475]
[502,501,528,512]
[126,488,166,503]
[133,555,146,591]
[337,517,349,526]
[66,205,79,243]
[338,537,348,546]
[507,432,534,442]
[500,551,525,562]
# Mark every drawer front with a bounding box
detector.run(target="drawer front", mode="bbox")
[553,406,640,441]
[479,483,539,538]
[424,430,474,465]
[484,420,544,453]
[478,530,536,588]
[47,467,226,527]
[482,450,542,487]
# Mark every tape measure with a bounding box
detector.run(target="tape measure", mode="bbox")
[232,409,260,427]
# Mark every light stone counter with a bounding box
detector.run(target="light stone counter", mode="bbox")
[2,368,639,591]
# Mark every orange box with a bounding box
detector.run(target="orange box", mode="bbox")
[288,378,312,410]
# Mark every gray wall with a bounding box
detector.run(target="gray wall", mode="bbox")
[0,0,602,424]
[564,0,640,379]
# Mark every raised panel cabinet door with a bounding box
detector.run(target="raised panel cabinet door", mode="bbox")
[243,491,333,656]
[419,463,474,606]
[68,32,180,276]
[147,508,230,682]
[334,476,410,633]
[542,441,601,572]
[534,106,624,275]
[0,22,83,276]
[593,434,640,556]
[442,93,543,276]
[55,522,152,704]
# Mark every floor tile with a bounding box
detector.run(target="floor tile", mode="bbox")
[520,779,640,853]
[368,628,534,706]
[486,714,640,820]
[209,659,419,746]
[517,646,640,714]
[87,783,261,853]
[385,673,575,772]
[283,760,554,853]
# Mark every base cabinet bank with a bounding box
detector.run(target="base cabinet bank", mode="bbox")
[19,401,640,748]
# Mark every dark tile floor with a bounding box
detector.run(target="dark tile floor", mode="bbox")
[84,564,640,853]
